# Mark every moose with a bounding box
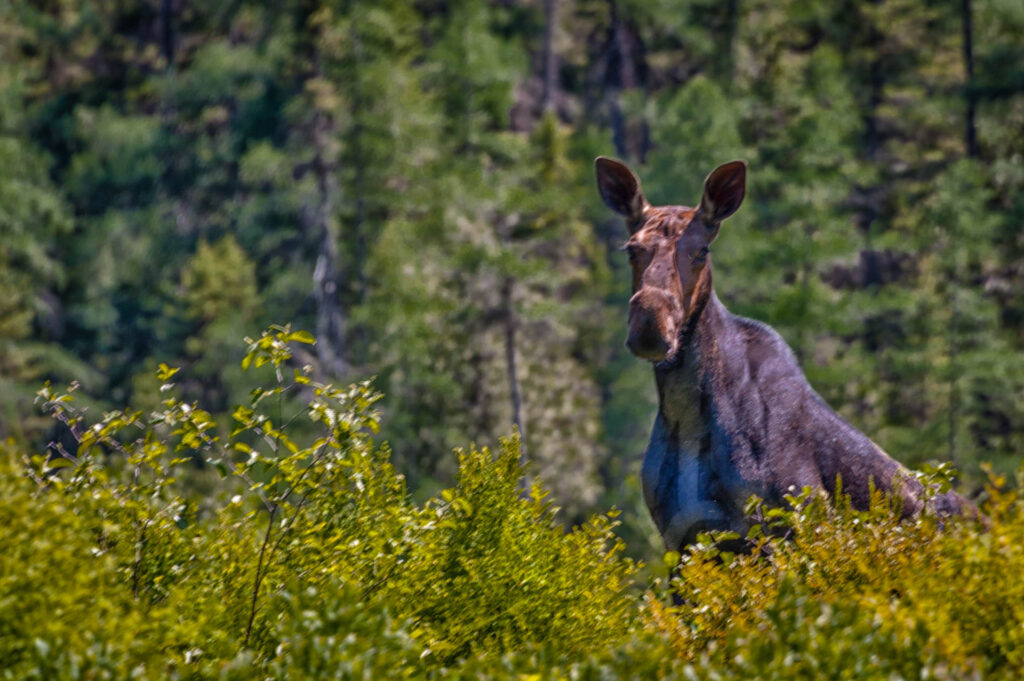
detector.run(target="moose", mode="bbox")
[595,156,970,553]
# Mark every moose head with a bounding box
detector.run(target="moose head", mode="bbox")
[595,157,746,362]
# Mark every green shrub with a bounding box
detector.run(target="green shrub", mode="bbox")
[2,324,1023,679]
[2,325,647,678]
[650,480,1024,679]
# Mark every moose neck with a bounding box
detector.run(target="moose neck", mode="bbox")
[652,285,724,431]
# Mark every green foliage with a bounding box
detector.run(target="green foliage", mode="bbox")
[0,64,75,437]
[0,0,1022,675]
[182,236,260,325]
[2,0,1023,607]
[3,326,646,678]
[4,326,1024,678]
[647,474,1024,680]
[389,441,635,663]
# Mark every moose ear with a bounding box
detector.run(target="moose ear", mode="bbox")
[699,160,747,225]
[595,156,648,231]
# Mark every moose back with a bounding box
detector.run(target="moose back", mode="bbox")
[595,156,968,552]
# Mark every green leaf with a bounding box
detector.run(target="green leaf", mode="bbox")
[286,330,316,345]
[156,363,181,381]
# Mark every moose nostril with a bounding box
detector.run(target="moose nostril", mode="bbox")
[626,334,669,360]
[627,317,670,360]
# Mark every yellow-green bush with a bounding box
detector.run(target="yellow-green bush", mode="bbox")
[2,325,1023,679]
[1,326,650,679]
[648,480,1024,680]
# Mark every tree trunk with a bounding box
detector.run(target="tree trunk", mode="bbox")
[350,13,368,305]
[953,0,972,458]
[948,284,960,465]
[716,0,740,86]
[541,0,558,113]
[310,50,346,377]
[502,276,528,466]
[607,0,637,159]
[961,0,978,158]
[865,57,883,160]
[342,11,370,366]
[160,0,175,66]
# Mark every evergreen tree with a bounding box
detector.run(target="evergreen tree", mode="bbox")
[0,0,1020,533]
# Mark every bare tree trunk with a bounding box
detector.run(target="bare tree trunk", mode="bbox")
[350,14,368,304]
[310,50,346,376]
[612,5,636,92]
[865,57,883,160]
[541,0,558,113]
[311,157,345,375]
[340,11,370,368]
[160,0,174,66]
[501,276,527,466]
[607,0,636,159]
[961,0,978,158]
[952,0,973,459]
[948,284,960,466]
[716,0,740,86]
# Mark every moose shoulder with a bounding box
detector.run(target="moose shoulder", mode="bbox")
[595,156,970,553]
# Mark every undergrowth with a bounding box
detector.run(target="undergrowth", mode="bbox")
[1,325,1022,679]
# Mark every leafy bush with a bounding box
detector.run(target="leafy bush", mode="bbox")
[2,325,647,678]
[648,481,1024,679]
[1,325,1023,679]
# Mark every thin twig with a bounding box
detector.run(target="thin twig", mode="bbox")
[243,503,277,647]
[268,464,331,560]
[243,368,299,647]
[131,518,152,601]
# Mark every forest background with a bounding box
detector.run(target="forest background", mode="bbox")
[2,0,1023,559]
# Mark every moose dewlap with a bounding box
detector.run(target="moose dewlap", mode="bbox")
[595,156,970,552]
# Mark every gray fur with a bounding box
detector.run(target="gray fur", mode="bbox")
[645,291,969,552]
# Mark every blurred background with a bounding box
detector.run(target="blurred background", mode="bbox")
[1,0,1022,555]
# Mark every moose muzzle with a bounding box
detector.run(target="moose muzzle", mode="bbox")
[626,289,677,361]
